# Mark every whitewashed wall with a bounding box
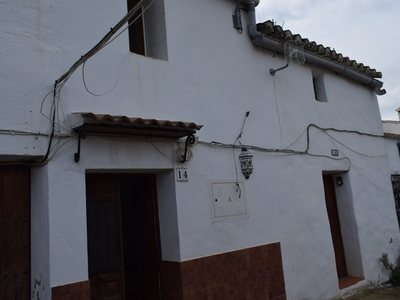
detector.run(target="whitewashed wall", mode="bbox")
[383,121,400,174]
[1,0,399,299]
[386,138,400,174]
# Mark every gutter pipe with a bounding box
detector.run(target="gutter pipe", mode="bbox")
[242,2,386,96]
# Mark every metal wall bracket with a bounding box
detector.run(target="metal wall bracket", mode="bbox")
[270,63,289,76]
[74,132,86,163]
[180,134,196,163]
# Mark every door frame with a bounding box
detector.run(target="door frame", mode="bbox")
[322,171,364,288]
[323,173,348,279]
[85,172,162,300]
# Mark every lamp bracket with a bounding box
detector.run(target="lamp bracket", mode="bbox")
[74,131,86,163]
[180,134,196,163]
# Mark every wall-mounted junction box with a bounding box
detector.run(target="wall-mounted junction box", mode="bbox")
[211,182,247,219]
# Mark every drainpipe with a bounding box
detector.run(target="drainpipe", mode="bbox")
[242,1,386,96]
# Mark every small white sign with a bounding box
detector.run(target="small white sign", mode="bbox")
[331,149,339,157]
[176,167,188,182]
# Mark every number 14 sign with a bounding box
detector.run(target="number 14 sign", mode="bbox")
[175,167,188,182]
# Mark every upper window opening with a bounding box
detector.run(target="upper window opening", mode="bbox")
[127,0,168,60]
[312,72,327,102]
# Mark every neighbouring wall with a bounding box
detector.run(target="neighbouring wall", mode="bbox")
[31,166,51,300]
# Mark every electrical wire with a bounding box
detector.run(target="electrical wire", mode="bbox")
[323,131,386,158]
[198,121,384,172]
[47,137,76,161]
[56,0,156,87]
[34,0,383,169]
[234,111,250,145]
[199,140,351,166]
[35,0,159,166]
[304,123,383,155]
[150,142,174,160]
[38,81,58,165]
[0,130,48,137]
[307,123,383,139]
[232,112,250,196]
[40,82,70,132]
[41,0,153,122]
[81,56,126,97]
[103,0,158,48]
[272,76,283,147]
[283,126,308,150]
[80,0,157,97]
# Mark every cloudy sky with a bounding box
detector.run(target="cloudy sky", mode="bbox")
[255,0,399,120]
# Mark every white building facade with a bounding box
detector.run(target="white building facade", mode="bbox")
[383,108,400,232]
[1,0,399,299]
[383,109,400,174]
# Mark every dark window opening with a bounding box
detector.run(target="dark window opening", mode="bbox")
[127,0,146,55]
[391,175,400,228]
[397,142,400,156]
[127,0,168,60]
[313,72,327,102]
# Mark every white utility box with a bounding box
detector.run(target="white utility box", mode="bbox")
[211,182,247,219]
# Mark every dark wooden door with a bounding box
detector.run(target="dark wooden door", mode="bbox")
[0,167,30,300]
[86,174,162,300]
[120,175,161,300]
[86,174,124,300]
[323,174,347,278]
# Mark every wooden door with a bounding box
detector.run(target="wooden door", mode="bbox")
[323,174,347,278]
[120,175,161,300]
[0,167,30,300]
[86,174,124,300]
[86,174,162,300]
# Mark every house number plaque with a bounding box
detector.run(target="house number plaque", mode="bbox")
[176,167,188,182]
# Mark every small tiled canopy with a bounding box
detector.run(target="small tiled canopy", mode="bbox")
[72,113,203,139]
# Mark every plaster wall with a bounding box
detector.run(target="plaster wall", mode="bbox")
[156,171,181,261]
[45,137,176,288]
[42,133,398,300]
[31,166,51,300]
[386,138,400,174]
[1,0,399,299]
[383,122,400,174]
[383,121,400,135]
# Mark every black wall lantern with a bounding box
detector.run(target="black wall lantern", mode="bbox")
[239,148,254,179]
[336,176,343,187]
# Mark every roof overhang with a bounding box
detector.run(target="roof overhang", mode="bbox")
[72,113,203,139]
[384,132,400,140]
[0,155,45,164]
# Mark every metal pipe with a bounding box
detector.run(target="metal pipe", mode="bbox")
[242,1,386,95]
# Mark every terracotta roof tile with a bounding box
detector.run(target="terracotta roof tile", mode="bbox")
[73,113,202,138]
[257,20,382,78]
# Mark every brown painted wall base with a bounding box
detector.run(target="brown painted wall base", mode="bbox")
[52,280,90,300]
[161,242,286,300]
[52,243,285,300]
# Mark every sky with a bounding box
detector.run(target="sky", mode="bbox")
[255,0,399,120]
